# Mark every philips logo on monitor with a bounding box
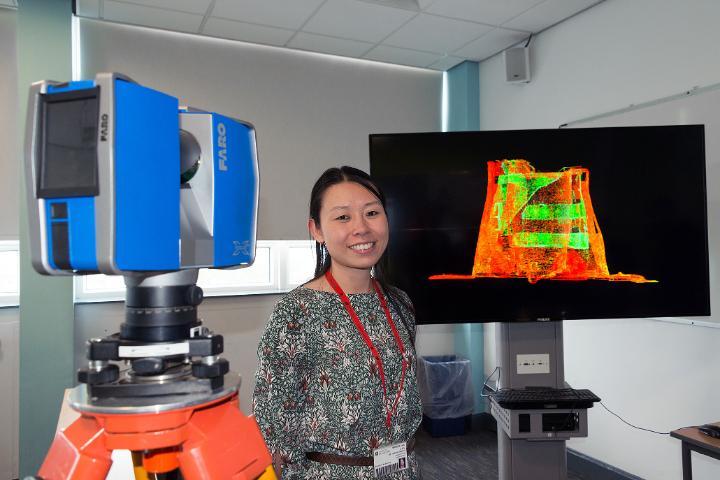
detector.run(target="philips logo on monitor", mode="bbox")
[217,122,228,171]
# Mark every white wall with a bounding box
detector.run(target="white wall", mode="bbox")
[479,0,720,131]
[79,18,441,240]
[0,7,18,240]
[478,1,720,479]
[416,324,455,357]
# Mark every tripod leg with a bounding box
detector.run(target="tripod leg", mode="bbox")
[131,451,150,480]
[177,398,275,480]
[37,415,112,479]
[131,453,183,480]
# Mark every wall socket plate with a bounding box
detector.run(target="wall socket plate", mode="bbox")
[516,353,550,374]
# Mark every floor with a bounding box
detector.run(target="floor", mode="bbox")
[414,426,587,479]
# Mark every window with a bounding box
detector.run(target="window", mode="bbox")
[74,240,316,303]
[0,241,20,307]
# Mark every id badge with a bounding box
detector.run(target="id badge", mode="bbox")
[373,442,408,478]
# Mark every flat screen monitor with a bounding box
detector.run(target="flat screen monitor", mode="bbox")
[369,126,710,324]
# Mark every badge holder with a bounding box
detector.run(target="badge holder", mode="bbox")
[373,442,409,478]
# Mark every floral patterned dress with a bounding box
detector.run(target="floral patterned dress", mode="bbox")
[253,285,422,480]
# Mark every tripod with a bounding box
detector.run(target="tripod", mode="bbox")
[30,271,276,480]
[37,388,274,479]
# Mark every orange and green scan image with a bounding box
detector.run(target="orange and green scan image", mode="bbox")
[430,159,656,284]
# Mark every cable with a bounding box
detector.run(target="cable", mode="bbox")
[556,386,582,433]
[480,366,501,397]
[524,33,533,48]
[480,366,668,436]
[599,401,671,435]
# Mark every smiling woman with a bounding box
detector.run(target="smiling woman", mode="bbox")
[253,166,421,480]
[308,180,389,291]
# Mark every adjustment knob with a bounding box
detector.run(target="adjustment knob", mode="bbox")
[192,358,229,379]
[131,357,167,375]
[77,364,119,385]
[185,285,204,306]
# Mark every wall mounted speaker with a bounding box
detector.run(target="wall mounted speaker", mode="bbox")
[504,47,530,83]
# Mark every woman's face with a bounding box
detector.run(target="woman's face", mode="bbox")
[309,181,389,275]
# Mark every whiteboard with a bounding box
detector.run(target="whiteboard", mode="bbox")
[565,85,720,327]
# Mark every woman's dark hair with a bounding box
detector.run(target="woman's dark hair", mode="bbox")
[309,166,415,343]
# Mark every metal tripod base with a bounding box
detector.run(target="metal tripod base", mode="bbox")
[69,374,238,413]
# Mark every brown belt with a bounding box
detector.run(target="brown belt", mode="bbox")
[306,437,416,467]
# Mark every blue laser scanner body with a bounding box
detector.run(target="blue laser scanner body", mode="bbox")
[24,73,259,275]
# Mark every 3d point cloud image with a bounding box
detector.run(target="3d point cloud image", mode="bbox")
[430,159,655,284]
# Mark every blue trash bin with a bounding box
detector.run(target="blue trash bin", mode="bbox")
[418,355,474,437]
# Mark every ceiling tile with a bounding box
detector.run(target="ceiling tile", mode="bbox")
[103,1,204,33]
[204,17,295,46]
[75,0,100,18]
[417,0,435,9]
[364,45,441,68]
[303,0,417,43]
[428,55,465,71]
[453,27,529,61]
[113,0,212,15]
[212,0,325,30]
[357,0,420,11]
[503,0,603,32]
[384,13,492,54]
[427,0,544,26]
[288,32,374,58]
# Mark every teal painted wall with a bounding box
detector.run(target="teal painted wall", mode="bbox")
[446,61,485,413]
[446,61,480,132]
[17,0,75,475]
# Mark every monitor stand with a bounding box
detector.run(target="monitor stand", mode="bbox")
[492,321,580,480]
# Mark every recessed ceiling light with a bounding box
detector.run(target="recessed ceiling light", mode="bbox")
[357,0,421,12]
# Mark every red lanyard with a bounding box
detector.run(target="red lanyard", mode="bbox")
[325,271,408,430]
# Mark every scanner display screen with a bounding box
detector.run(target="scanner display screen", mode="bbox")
[38,88,100,198]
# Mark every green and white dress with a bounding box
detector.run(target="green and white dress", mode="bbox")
[253,285,422,480]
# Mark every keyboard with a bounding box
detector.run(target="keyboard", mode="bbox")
[491,388,600,409]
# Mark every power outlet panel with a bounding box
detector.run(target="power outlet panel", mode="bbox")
[516,353,550,374]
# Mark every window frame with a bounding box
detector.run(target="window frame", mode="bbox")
[73,239,316,303]
[0,240,20,308]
